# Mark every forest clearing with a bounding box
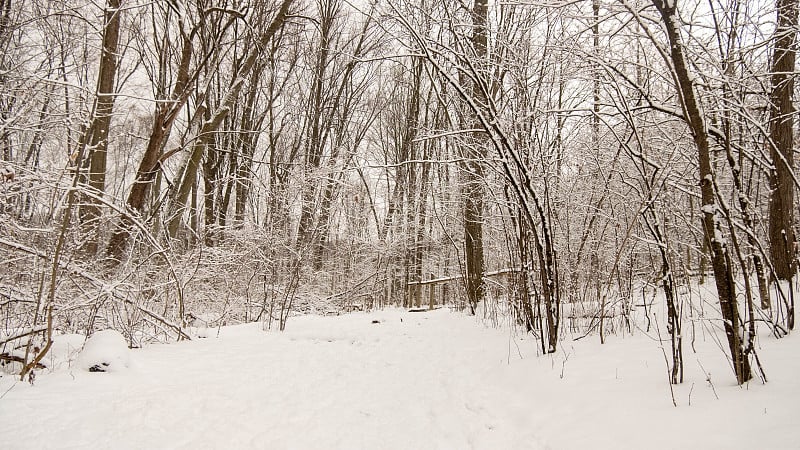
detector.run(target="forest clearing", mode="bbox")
[2,304,799,449]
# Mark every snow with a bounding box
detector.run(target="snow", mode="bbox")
[46,334,87,371]
[1,308,798,449]
[700,203,715,215]
[74,329,131,373]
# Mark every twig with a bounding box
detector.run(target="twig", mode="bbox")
[697,359,719,400]
[654,313,677,407]
[0,327,48,346]
[0,381,18,400]
[0,237,190,341]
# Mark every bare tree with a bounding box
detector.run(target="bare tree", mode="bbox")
[462,0,489,314]
[650,0,751,384]
[165,0,296,241]
[78,0,123,255]
[294,1,381,270]
[107,2,227,258]
[768,0,798,282]
[104,3,255,251]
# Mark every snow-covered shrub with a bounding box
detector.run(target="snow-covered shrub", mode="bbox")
[75,330,131,373]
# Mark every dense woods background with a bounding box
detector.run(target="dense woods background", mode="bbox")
[1,0,797,384]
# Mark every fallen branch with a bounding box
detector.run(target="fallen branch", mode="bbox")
[0,353,46,369]
[407,268,521,286]
[323,271,379,301]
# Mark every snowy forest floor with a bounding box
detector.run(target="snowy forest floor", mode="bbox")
[1,307,798,449]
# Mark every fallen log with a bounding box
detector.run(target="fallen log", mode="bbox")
[0,353,46,369]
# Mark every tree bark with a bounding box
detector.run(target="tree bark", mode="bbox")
[107,10,198,259]
[768,0,798,280]
[163,0,295,240]
[463,0,489,314]
[652,0,751,384]
[79,0,122,255]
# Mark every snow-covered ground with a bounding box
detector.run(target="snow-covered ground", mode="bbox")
[1,308,798,449]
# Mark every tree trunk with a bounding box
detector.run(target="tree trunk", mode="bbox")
[165,0,295,240]
[79,0,122,255]
[652,0,751,384]
[106,12,196,259]
[463,0,489,314]
[768,0,798,281]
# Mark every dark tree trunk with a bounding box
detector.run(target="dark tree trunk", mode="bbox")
[652,0,751,384]
[296,0,335,252]
[80,0,122,255]
[463,0,489,314]
[768,0,798,281]
[106,14,196,259]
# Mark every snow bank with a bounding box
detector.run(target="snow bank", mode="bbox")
[0,307,798,449]
[1,332,85,375]
[75,330,131,373]
[46,333,87,371]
